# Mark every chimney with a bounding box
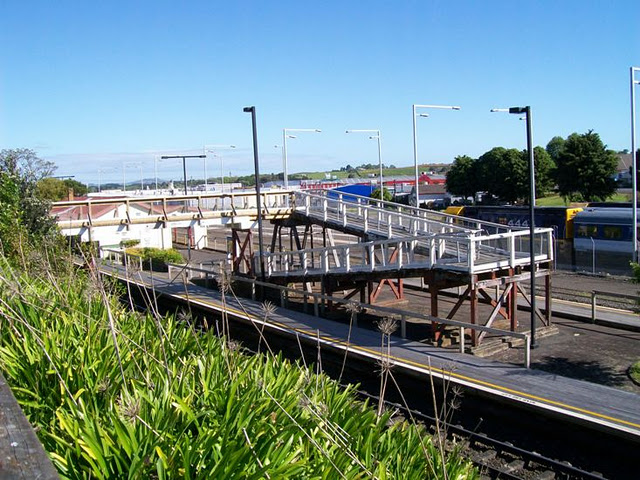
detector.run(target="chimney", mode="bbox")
[68,188,74,201]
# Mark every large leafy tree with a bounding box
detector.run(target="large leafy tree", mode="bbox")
[545,136,566,163]
[555,131,618,202]
[0,149,58,249]
[476,147,527,203]
[532,146,556,198]
[445,155,477,202]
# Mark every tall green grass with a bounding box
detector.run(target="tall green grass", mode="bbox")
[0,257,477,479]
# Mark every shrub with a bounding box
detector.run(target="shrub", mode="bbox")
[125,247,184,271]
[120,239,140,248]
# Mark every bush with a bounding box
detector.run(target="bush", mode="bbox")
[120,239,140,248]
[630,360,640,384]
[125,247,184,271]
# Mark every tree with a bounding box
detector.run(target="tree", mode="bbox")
[476,147,527,203]
[546,136,566,163]
[370,187,392,202]
[555,131,618,202]
[445,155,477,202]
[37,177,69,202]
[64,178,88,197]
[0,149,58,244]
[532,146,556,198]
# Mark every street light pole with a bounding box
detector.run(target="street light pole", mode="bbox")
[204,145,236,192]
[630,67,640,263]
[491,106,537,348]
[412,104,461,208]
[244,106,266,282]
[282,128,321,189]
[346,129,384,196]
[160,154,206,195]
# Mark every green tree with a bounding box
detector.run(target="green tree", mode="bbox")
[0,149,58,243]
[445,155,477,203]
[370,187,392,202]
[555,131,618,202]
[476,147,527,203]
[546,136,566,162]
[63,178,88,197]
[37,177,69,201]
[532,146,556,198]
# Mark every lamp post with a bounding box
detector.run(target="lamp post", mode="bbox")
[97,169,112,193]
[412,104,461,208]
[282,128,321,188]
[122,161,141,193]
[491,106,538,348]
[244,106,266,282]
[204,145,236,192]
[346,129,383,196]
[160,154,206,196]
[630,67,640,263]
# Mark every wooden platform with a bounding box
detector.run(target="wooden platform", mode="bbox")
[0,374,59,479]
[104,263,640,441]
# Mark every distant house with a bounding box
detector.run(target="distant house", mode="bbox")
[418,172,446,185]
[615,153,633,187]
[409,184,452,208]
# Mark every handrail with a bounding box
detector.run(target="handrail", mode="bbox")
[591,289,640,324]
[103,253,530,368]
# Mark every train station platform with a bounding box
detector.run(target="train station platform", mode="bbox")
[99,261,640,442]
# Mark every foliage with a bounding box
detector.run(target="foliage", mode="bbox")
[630,360,640,384]
[0,260,477,479]
[370,187,393,202]
[125,247,184,270]
[37,177,70,202]
[0,149,58,258]
[630,262,640,283]
[555,131,618,202]
[545,136,566,162]
[445,155,477,202]
[532,146,556,198]
[476,147,527,203]
[120,239,141,248]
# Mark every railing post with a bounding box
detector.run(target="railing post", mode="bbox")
[459,327,465,353]
[524,334,531,368]
[369,244,375,271]
[397,242,403,268]
[401,314,406,339]
[591,291,597,323]
[323,198,328,221]
[364,209,369,232]
[510,234,516,267]
[344,246,351,272]
[468,239,476,271]
[322,248,329,272]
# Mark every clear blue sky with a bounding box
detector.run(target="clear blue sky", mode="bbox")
[1,1,639,185]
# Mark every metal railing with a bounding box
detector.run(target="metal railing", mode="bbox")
[93,248,532,367]
[52,190,296,229]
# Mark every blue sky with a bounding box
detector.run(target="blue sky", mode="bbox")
[1,1,639,185]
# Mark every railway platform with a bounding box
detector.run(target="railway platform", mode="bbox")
[99,260,640,443]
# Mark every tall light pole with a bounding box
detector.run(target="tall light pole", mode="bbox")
[282,128,321,188]
[630,67,640,262]
[412,104,461,208]
[491,106,537,348]
[122,161,141,193]
[160,154,206,195]
[244,106,266,282]
[346,129,383,196]
[204,145,236,192]
[97,168,113,193]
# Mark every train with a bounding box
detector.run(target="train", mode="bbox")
[444,205,638,274]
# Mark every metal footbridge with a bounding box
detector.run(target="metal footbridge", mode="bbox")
[52,189,554,279]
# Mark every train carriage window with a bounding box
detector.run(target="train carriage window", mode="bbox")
[576,225,598,238]
[603,226,623,240]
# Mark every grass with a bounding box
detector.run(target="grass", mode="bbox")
[536,193,632,206]
[301,164,451,180]
[630,360,640,384]
[0,255,477,479]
